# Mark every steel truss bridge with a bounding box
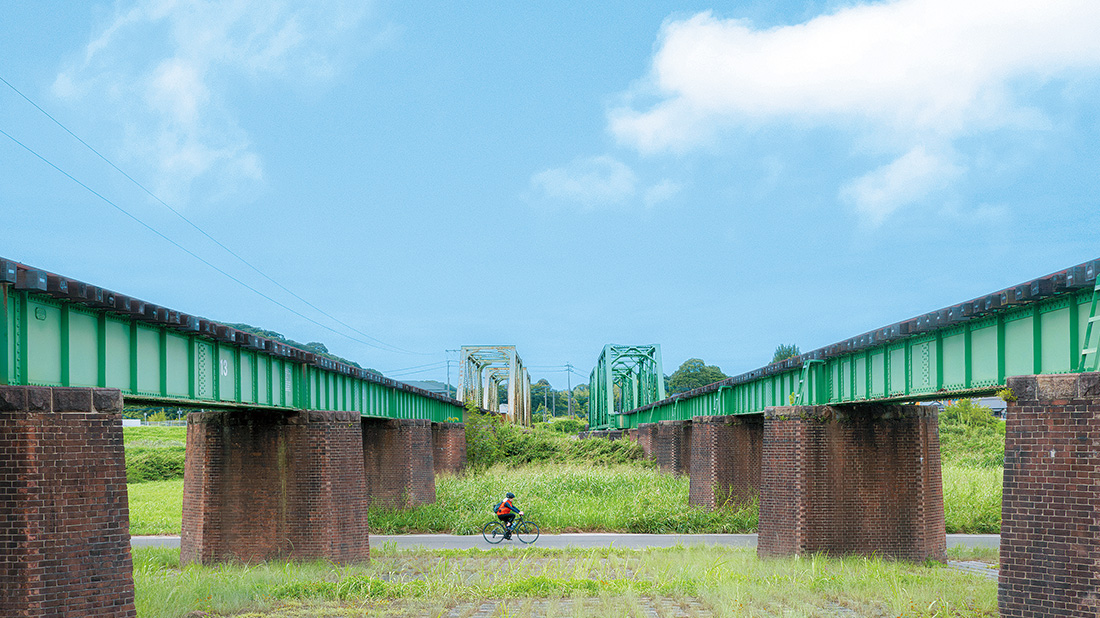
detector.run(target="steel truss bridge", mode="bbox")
[0,258,464,423]
[456,345,531,426]
[603,258,1100,429]
[588,344,666,429]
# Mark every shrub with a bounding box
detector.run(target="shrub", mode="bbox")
[127,447,186,483]
[543,416,588,434]
[941,399,997,427]
[464,410,643,470]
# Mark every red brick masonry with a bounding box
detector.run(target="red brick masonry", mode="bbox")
[0,386,136,617]
[758,404,945,561]
[362,418,436,508]
[689,414,763,509]
[182,409,369,565]
[656,420,692,476]
[1000,373,1100,618]
[635,423,658,460]
[432,421,467,476]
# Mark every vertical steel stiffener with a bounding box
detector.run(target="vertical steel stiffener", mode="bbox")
[456,345,531,426]
[588,344,666,430]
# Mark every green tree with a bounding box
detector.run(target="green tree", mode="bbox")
[941,399,997,427]
[772,344,800,363]
[668,358,728,394]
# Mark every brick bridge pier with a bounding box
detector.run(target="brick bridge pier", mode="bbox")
[597,402,946,562]
[0,384,466,616]
[183,412,466,563]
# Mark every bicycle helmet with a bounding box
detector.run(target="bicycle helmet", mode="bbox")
[506,492,515,499]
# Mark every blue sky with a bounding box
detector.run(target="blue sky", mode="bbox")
[2,0,1098,390]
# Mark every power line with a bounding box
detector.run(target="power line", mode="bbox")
[0,126,418,355]
[0,74,429,356]
[382,358,446,373]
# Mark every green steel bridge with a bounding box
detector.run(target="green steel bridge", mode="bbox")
[0,258,464,423]
[596,257,1100,430]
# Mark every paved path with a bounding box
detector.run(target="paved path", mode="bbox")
[131,533,999,550]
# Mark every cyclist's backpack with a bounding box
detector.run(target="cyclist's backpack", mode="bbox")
[493,501,503,514]
[494,500,511,515]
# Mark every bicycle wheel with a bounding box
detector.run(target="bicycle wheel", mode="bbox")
[482,521,507,544]
[515,520,540,544]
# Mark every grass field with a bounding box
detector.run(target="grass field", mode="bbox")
[133,545,997,618]
[123,414,1007,536]
[125,463,1001,536]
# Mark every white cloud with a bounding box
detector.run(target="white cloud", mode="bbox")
[611,0,1100,222]
[531,156,638,207]
[643,179,681,208]
[840,146,963,225]
[530,155,679,210]
[53,0,373,204]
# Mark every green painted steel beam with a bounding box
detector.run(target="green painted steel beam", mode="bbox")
[618,258,1100,429]
[0,260,464,423]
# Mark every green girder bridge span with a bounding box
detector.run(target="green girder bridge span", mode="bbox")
[606,257,1100,430]
[0,258,464,423]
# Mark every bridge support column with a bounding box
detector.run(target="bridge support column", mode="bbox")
[0,386,136,617]
[689,415,763,509]
[362,418,436,508]
[432,421,466,476]
[635,423,658,459]
[181,409,369,565]
[656,420,692,476]
[1000,373,1100,617]
[758,404,944,561]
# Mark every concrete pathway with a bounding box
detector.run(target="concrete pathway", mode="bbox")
[131,533,999,551]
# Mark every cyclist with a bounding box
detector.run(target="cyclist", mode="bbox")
[493,492,522,539]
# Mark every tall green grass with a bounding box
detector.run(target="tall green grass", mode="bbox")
[129,480,184,535]
[124,426,187,483]
[943,465,1002,534]
[369,463,757,534]
[132,545,997,618]
[465,411,645,469]
[123,416,1009,536]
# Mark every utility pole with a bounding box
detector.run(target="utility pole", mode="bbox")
[445,349,459,397]
[566,362,573,417]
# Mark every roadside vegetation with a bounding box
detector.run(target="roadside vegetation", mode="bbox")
[125,405,1003,617]
[124,398,1005,536]
[937,400,1004,534]
[133,545,996,618]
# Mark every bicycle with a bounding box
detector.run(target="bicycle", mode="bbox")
[481,513,540,544]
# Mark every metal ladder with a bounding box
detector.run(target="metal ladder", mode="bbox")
[1080,279,1100,372]
[793,359,823,405]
